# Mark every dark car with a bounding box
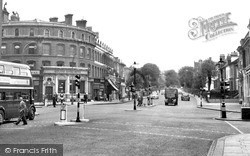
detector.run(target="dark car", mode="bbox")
[181,94,190,101]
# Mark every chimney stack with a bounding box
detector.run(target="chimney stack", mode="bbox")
[76,19,87,28]
[49,17,58,22]
[65,14,73,25]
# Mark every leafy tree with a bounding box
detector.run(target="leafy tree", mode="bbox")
[178,66,194,88]
[126,68,144,90]
[141,63,160,87]
[201,58,216,91]
[164,70,179,87]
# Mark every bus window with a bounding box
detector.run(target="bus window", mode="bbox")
[14,92,21,100]
[0,65,4,74]
[5,92,14,101]
[5,65,13,75]
[13,67,20,75]
[21,92,29,100]
[0,92,5,100]
[20,68,28,76]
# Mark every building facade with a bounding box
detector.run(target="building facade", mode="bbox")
[0,7,126,102]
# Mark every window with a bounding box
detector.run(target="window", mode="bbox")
[82,34,84,40]
[12,60,21,63]
[2,29,5,37]
[14,44,21,54]
[45,29,50,37]
[5,92,14,101]
[87,48,91,59]
[15,28,19,36]
[42,61,51,66]
[88,64,91,76]
[80,47,85,58]
[27,60,36,70]
[58,80,65,93]
[30,28,34,36]
[80,63,85,67]
[70,45,76,57]
[0,65,4,74]
[70,62,76,67]
[13,67,20,75]
[59,30,64,38]
[1,44,6,55]
[89,36,91,42]
[57,44,65,55]
[28,43,37,54]
[20,68,29,76]
[57,61,64,66]
[42,44,51,55]
[71,32,75,39]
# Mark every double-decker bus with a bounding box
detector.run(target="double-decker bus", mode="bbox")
[0,61,36,124]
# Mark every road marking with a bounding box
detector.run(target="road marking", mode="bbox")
[92,121,234,134]
[70,126,212,141]
[0,127,25,130]
[225,121,244,134]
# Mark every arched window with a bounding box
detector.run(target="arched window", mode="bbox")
[57,44,65,55]
[80,63,85,67]
[13,43,21,54]
[28,43,37,54]
[71,32,75,39]
[15,28,19,36]
[79,47,85,58]
[1,43,6,55]
[45,29,50,37]
[70,45,76,57]
[81,34,84,41]
[59,30,64,38]
[56,61,64,66]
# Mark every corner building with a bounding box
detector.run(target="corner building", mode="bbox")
[1,8,124,102]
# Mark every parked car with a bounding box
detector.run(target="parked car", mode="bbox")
[150,92,159,99]
[181,94,190,101]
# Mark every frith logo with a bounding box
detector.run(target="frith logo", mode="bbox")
[188,13,237,41]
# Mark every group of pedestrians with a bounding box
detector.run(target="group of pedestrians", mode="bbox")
[137,94,153,107]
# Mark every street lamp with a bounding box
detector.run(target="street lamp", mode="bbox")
[133,61,137,110]
[216,57,226,118]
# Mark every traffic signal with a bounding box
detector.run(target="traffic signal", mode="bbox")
[129,84,135,92]
[220,81,230,94]
[75,75,80,89]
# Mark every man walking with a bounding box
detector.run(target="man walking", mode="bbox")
[14,97,27,125]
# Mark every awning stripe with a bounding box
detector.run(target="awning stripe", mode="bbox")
[107,79,119,91]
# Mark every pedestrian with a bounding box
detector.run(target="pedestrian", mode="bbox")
[14,97,27,125]
[52,93,57,107]
[104,93,107,101]
[84,93,88,103]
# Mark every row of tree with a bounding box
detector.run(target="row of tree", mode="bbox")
[126,58,216,93]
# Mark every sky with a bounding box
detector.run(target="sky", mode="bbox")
[4,0,250,72]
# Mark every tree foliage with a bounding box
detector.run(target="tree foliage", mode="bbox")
[200,58,216,91]
[178,66,194,88]
[164,70,179,87]
[141,63,161,87]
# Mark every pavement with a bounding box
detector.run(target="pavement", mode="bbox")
[193,95,250,156]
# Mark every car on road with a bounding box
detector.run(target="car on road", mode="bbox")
[181,94,190,101]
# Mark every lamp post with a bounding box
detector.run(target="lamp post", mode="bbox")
[217,57,226,118]
[133,61,137,110]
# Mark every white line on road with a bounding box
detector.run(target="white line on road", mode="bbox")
[0,127,25,130]
[225,121,244,134]
[70,126,213,141]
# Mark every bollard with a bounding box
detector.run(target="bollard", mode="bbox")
[221,102,226,118]
[60,102,67,122]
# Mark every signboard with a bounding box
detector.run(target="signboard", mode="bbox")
[0,76,30,85]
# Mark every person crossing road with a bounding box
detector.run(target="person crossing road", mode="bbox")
[14,97,27,125]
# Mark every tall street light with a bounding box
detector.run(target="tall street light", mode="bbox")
[133,61,137,110]
[217,57,226,118]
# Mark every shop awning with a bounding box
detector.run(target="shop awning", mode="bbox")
[107,79,119,91]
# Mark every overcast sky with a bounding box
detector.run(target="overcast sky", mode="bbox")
[4,0,250,72]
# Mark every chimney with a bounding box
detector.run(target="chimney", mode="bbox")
[49,17,58,22]
[65,14,73,25]
[76,19,87,28]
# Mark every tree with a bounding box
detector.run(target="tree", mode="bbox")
[178,66,194,88]
[164,70,179,87]
[141,63,161,88]
[126,68,144,90]
[201,58,216,92]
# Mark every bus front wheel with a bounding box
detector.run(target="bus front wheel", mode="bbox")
[0,110,4,125]
[28,107,35,120]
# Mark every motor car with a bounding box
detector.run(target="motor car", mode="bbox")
[181,94,190,101]
[150,92,159,99]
